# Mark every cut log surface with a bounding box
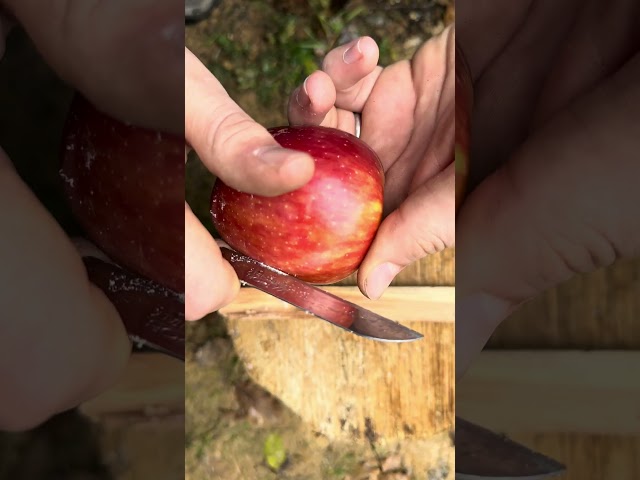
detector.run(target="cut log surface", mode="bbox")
[457,350,640,434]
[218,286,455,441]
[473,259,640,479]
[488,257,640,348]
[78,353,185,480]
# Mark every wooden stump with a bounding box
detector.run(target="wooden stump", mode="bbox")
[218,286,455,443]
[80,353,185,480]
[474,258,640,480]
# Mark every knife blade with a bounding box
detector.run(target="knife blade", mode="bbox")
[455,417,565,479]
[220,247,423,342]
[83,256,185,361]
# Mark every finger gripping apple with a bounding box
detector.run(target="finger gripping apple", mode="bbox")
[210,125,385,284]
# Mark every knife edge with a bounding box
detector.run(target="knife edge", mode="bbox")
[221,247,424,342]
[455,417,565,479]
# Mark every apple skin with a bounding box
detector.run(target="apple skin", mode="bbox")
[60,95,184,293]
[455,42,473,211]
[210,125,385,284]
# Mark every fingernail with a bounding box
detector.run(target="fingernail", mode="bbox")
[365,262,402,300]
[255,146,290,166]
[296,76,311,107]
[343,38,362,64]
[255,146,311,177]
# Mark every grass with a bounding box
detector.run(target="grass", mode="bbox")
[199,0,399,111]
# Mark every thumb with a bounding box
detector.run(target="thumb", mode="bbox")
[358,163,454,300]
[185,48,315,197]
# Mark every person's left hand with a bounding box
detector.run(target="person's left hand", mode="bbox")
[0,0,181,431]
[287,28,455,299]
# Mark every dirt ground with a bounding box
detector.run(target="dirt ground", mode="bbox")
[185,1,453,479]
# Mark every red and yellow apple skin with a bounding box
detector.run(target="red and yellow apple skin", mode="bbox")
[455,42,473,211]
[210,125,385,285]
[60,95,184,293]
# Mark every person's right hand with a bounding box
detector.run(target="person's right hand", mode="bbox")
[455,0,640,379]
[286,30,455,301]
[184,48,316,320]
[1,0,183,430]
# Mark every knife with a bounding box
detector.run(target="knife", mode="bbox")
[77,241,185,361]
[220,247,423,342]
[455,417,565,479]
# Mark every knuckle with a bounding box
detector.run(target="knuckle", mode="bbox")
[207,109,258,163]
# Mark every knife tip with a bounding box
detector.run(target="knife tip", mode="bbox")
[358,331,424,343]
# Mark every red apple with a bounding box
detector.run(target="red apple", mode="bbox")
[210,125,385,284]
[60,95,184,293]
[455,43,473,211]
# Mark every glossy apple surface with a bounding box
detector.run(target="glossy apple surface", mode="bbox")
[60,95,184,293]
[455,43,473,211]
[210,125,385,284]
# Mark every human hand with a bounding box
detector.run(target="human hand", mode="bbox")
[1,0,183,134]
[0,0,182,430]
[287,28,455,300]
[184,48,316,320]
[455,0,640,378]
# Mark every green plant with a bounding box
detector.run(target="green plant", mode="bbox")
[263,433,287,472]
[308,0,366,49]
[206,1,366,107]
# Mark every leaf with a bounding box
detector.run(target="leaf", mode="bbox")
[279,17,297,43]
[297,40,326,50]
[215,34,233,50]
[263,433,287,472]
[328,16,344,35]
[302,57,320,76]
[344,6,366,23]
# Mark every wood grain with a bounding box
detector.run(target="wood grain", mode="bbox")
[457,350,640,434]
[218,286,455,441]
[470,259,640,479]
[218,286,454,324]
[487,258,640,348]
